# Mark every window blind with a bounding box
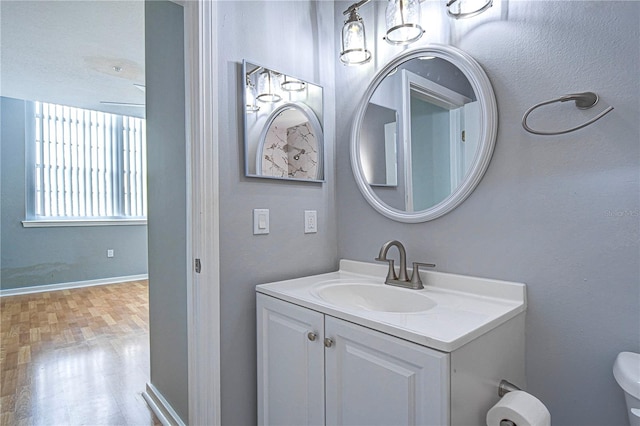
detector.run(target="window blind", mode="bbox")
[31,102,147,219]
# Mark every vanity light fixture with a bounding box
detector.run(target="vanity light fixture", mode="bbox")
[384,0,424,45]
[281,76,307,92]
[339,0,493,65]
[446,0,493,19]
[245,78,260,113]
[340,6,372,66]
[256,70,282,103]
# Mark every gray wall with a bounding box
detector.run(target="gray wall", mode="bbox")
[145,1,189,422]
[216,1,337,424]
[335,1,639,425]
[0,96,148,290]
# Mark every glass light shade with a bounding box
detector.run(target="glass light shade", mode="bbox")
[281,76,306,92]
[385,0,424,45]
[256,70,282,103]
[446,0,493,19]
[340,10,372,66]
[245,81,260,112]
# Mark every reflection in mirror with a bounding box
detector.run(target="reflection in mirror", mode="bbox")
[361,104,398,187]
[257,103,323,180]
[361,57,479,211]
[243,60,324,182]
[402,64,479,211]
[351,46,497,222]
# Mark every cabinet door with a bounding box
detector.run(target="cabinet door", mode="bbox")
[257,294,325,426]
[325,316,449,426]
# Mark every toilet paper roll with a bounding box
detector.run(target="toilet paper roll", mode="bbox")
[486,390,551,426]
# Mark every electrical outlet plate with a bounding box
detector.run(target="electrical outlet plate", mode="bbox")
[304,210,317,233]
[107,249,114,258]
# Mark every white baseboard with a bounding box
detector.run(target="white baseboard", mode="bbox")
[0,274,149,297]
[143,382,186,426]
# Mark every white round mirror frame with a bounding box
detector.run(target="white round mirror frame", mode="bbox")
[350,44,498,223]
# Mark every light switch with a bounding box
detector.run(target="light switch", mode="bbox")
[253,209,269,235]
[304,210,317,234]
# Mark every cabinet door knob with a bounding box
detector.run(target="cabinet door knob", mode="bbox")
[307,332,317,341]
[324,337,334,348]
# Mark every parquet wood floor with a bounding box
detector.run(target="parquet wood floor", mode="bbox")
[0,281,160,426]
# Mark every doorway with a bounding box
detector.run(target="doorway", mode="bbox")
[0,1,153,423]
[1,1,220,424]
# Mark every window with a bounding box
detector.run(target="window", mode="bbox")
[25,101,147,225]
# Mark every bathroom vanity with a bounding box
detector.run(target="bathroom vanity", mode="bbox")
[256,260,526,425]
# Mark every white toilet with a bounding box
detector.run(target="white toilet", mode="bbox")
[614,351,640,426]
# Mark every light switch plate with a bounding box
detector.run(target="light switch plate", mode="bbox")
[304,210,317,234]
[253,209,269,235]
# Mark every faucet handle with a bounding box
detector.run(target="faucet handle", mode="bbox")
[410,262,436,289]
[375,257,398,283]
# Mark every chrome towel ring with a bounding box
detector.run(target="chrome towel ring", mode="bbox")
[522,92,614,136]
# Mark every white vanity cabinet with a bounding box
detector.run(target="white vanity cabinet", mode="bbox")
[256,260,527,425]
[257,294,449,426]
[324,315,449,425]
[257,293,325,425]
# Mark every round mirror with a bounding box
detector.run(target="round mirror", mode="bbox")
[350,44,497,222]
[257,102,323,180]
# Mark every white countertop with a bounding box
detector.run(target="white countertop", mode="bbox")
[256,259,527,352]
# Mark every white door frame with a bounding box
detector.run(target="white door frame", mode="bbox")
[183,1,221,424]
[401,69,470,212]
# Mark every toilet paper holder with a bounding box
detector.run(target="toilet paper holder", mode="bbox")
[497,380,522,426]
[498,379,521,397]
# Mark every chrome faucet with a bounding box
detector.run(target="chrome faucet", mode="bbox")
[375,240,435,290]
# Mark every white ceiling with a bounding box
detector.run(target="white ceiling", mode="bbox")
[0,0,145,118]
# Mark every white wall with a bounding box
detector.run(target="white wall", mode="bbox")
[335,1,639,425]
[216,1,337,424]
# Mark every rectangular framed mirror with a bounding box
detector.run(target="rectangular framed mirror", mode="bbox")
[243,60,324,182]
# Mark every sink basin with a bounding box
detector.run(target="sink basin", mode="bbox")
[257,259,527,351]
[312,282,437,313]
